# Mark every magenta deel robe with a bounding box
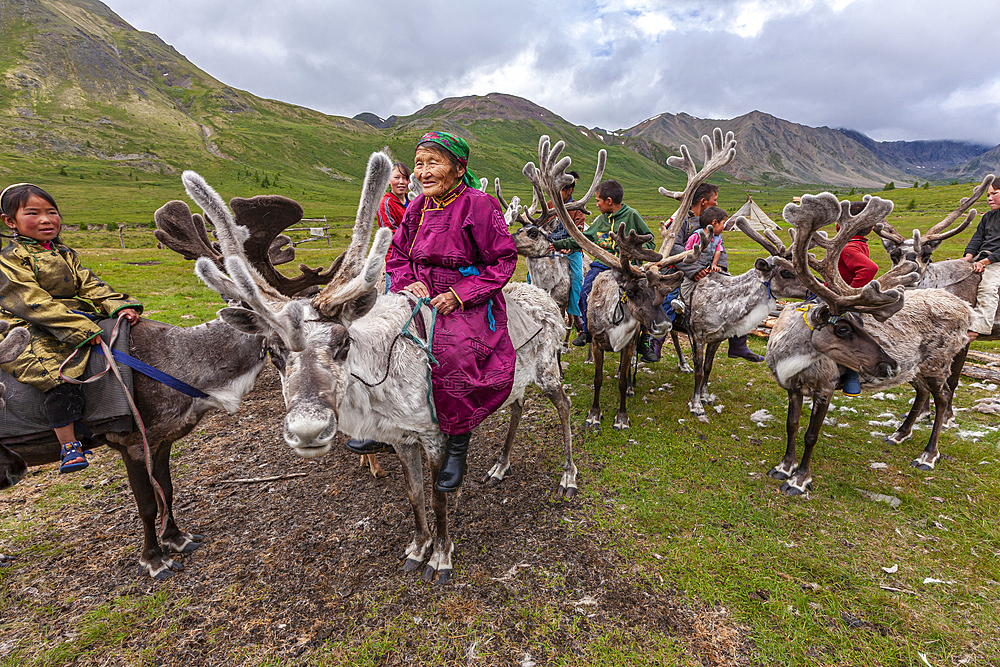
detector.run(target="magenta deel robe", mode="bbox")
[386,184,518,435]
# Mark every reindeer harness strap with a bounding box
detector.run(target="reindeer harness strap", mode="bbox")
[92,347,209,398]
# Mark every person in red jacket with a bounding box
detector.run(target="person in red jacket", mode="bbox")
[837,201,878,395]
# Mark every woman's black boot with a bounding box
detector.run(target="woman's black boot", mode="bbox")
[435,432,471,492]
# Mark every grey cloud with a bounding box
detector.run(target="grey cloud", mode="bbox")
[104,0,1000,144]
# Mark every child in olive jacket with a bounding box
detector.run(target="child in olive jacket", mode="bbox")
[0,183,142,473]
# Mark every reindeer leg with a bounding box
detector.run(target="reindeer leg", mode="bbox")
[943,344,970,428]
[769,390,803,480]
[913,377,950,471]
[781,390,831,496]
[700,340,723,407]
[688,338,707,418]
[425,485,453,585]
[149,441,202,555]
[586,346,604,428]
[887,380,928,445]
[543,381,577,499]
[116,447,179,580]
[671,331,692,373]
[614,339,635,430]
[396,443,434,573]
[362,453,388,478]
[485,398,521,485]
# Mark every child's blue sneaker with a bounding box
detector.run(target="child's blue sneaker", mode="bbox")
[842,370,861,396]
[59,441,89,474]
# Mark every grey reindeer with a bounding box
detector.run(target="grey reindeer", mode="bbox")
[763,193,972,496]
[497,166,596,328]
[184,152,576,585]
[674,217,810,420]
[874,175,998,425]
[0,234,270,578]
[526,135,694,430]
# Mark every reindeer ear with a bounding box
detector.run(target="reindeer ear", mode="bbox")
[810,304,830,330]
[754,257,775,276]
[0,326,29,364]
[341,288,378,321]
[218,307,272,336]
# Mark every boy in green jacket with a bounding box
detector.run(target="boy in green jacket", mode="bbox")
[553,180,657,358]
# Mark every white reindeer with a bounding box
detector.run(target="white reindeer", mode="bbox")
[182,153,575,585]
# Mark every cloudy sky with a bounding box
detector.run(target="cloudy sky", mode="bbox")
[102,0,1000,146]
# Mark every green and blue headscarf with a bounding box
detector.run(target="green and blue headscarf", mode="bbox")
[418,131,480,189]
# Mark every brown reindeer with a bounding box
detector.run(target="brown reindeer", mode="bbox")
[0,313,268,579]
[874,176,998,426]
[763,193,972,495]
[524,135,695,430]
[0,197,331,578]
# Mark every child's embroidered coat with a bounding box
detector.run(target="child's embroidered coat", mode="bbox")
[0,239,142,391]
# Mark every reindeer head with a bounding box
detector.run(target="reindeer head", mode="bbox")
[176,154,394,458]
[784,192,922,381]
[875,174,994,272]
[729,217,810,300]
[511,225,555,259]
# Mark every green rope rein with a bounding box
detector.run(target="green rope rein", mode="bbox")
[400,296,440,425]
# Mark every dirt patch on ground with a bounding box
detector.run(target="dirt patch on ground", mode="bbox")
[0,367,755,665]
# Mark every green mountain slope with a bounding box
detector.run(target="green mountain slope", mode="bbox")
[0,0,701,227]
[0,0,388,224]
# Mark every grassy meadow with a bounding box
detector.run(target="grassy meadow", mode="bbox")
[1,177,999,666]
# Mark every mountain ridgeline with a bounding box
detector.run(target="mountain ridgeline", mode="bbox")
[0,0,997,225]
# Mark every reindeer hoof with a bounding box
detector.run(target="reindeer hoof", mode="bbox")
[486,476,503,487]
[779,480,810,497]
[767,467,791,481]
[678,364,693,373]
[911,460,935,471]
[558,485,578,499]
[421,565,436,583]
[401,558,422,573]
[142,559,179,581]
[435,569,453,586]
[163,534,202,554]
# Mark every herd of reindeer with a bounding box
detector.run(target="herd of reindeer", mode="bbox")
[0,129,996,585]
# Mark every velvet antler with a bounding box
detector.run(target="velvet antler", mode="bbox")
[785,193,918,320]
[657,128,737,256]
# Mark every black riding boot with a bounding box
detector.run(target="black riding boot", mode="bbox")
[435,432,471,492]
[346,439,395,455]
[637,333,658,363]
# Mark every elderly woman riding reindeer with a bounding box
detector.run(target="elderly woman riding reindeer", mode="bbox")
[185,136,576,584]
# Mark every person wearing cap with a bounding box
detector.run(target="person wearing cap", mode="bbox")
[351,132,517,493]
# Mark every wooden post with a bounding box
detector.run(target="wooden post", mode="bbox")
[118,224,125,250]
[324,215,330,247]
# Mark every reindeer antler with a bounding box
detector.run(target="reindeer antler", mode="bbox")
[154,200,223,264]
[657,128,737,255]
[729,216,794,270]
[178,152,393,313]
[525,136,629,272]
[918,173,995,248]
[498,138,605,232]
[785,193,918,320]
[311,152,394,316]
